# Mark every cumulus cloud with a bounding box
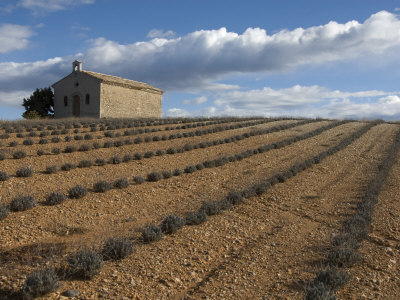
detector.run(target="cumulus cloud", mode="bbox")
[147,29,175,39]
[211,85,400,120]
[0,24,33,53]
[0,57,68,107]
[82,10,400,90]
[183,96,208,105]
[0,90,31,107]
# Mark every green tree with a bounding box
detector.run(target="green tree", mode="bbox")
[22,87,54,119]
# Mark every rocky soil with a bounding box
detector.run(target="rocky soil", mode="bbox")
[0,118,398,299]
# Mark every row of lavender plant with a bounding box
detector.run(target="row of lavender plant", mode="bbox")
[304,126,400,299]
[12,121,377,299]
[0,119,349,219]
[0,117,291,161]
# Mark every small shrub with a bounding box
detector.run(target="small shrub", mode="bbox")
[37,149,45,156]
[226,191,244,205]
[254,182,271,195]
[45,192,66,205]
[102,237,134,260]
[114,140,124,147]
[134,137,143,144]
[92,142,101,149]
[184,165,197,174]
[16,166,33,177]
[9,141,18,147]
[114,178,129,189]
[0,171,10,181]
[183,144,193,151]
[133,175,145,184]
[67,249,103,279]
[23,139,34,146]
[123,154,133,162]
[185,211,207,225]
[200,201,221,216]
[64,145,77,153]
[203,160,216,168]
[166,148,176,154]
[93,181,113,193]
[304,282,335,300]
[51,147,61,154]
[13,150,27,159]
[173,168,183,176]
[161,214,185,234]
[195,163,205,170]
[313,268,349,291]
[84,134,93,140]
[78,160,93,168]
[144,151,154,158]
[0,205,9,220]
[327,246,361,267]
[74,135,83,141]
[134,152,143,160]
[103,141,113,148]
[142,224,164,243]
[39,138,48,144]
[68,185,87,199]
[95,158,106,166]
[78,144,91,152]
[161,170,172,179]
[147,172,163,182]
[51,137,60,143]
[218,198,233,211]
[21,268,59,299]
[124,138,133,145]
[9,195,36,211]
[156,149,164,156]
[109,156,122,164]
[45,166,57,174]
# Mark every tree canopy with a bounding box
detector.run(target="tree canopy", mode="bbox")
[22,87,54,119]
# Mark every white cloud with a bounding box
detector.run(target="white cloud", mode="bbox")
[394,8,400,12]
[211,85,400,120]
[183,96,208,105]
[0,57,68,107]
[82,11,400,90]
[0,90,31,107]
[16,0,94,13]
[0,24,33,53]
[147,29,175,39]
[164,108,190,117]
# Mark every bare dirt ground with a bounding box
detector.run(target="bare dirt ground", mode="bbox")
[0,118,399,299]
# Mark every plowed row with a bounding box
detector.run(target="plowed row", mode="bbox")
[0,118,399,299]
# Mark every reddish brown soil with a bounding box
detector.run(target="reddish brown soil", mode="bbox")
[0,119,398,299]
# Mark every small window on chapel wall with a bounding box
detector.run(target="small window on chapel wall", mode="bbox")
[85,94,90,105]
[64,96,68,106]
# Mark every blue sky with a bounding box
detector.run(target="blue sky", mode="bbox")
[1,0,400,120]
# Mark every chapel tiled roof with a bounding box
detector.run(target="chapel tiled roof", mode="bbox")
[82,70,163,94]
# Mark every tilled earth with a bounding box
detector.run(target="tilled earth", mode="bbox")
[0,118,399,299]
